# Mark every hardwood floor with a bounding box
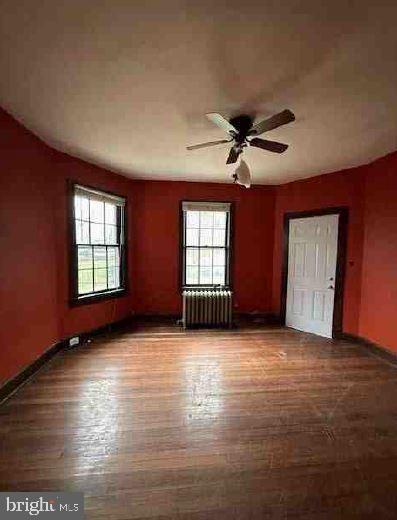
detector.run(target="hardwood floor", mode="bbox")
[1,323,397,519]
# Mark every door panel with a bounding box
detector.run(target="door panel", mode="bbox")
[286,214,339,338]
[292,288,305,315]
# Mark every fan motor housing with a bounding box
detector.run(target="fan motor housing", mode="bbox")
[229,115,254,142]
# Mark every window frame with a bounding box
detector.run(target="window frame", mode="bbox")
[179,200,233,290]
[68,181,128,306]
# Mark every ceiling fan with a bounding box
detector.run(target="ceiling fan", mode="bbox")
[187,109,295,164]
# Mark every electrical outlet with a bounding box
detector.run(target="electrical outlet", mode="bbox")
[69,336,79,347]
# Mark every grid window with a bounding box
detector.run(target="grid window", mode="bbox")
[71,184,126,302]
[182,202,231,288]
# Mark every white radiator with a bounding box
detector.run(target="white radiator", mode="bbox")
[182,290,233,328]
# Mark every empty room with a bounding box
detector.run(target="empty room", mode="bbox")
[1,1,397,518]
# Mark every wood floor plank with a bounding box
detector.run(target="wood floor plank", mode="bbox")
[1,325,397,518]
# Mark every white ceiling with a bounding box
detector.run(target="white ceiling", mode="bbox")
[0,0,396,185]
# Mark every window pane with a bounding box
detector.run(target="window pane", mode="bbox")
[78,269,93,294]
[200,267,212,285]
[94,268,107,291]
[74,195,89,221]
[213,248,225,266]
[81,196,89,220]
[214,212,226,229]
[186,248,198,266]
[82,222,89,244]
[81,221,90,244]
[186,228,199,246]
[213,266,225,285]
[75,220,82,243]
[181,206,230,287]
[200,228,212,246]
[107,247,120,267]
[213,228,225,246]
[73,186,126,299]
[90,199,104,223]
[107,265,120,289]
[105,224,117,245]
[200,211,213,228]
[186,265,199,285]
[105,203,117,224]
[74,195,82,220]
[200,249,212,267]
[93,247,107,269]
[75,220,89,244]
[78,246,93,270]
[186,211,199,228]
[91,222,104,244]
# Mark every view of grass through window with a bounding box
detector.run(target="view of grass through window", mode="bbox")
[73,186,125,297]
[183,207,230,286]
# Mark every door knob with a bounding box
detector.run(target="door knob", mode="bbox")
[328,285,334,290]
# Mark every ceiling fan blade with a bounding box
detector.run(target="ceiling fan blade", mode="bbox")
[250,137,288,154]
[226,147,241,164]
[206,113,238,135]
[250,109,295,136]
[186,139,231,151]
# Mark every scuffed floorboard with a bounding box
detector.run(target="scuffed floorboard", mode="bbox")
[1,325,397,519]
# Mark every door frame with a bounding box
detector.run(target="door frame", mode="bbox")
[280,207,349,338]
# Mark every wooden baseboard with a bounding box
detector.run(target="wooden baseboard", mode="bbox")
[0,316,134,405]
[0,341,64,405]
[234,313,281,325]
[5,312,341,404]
[132,314,180,324]
[75,316,134,342]
[131,311,282,324]
[132,312,281,327]
[338,332,397,365]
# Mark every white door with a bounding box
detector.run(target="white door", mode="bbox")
[286,214,339,338]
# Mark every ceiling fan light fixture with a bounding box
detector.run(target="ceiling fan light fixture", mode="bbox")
[233,159,251,189]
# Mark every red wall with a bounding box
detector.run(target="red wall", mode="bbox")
[272,152,397,351]
[0,109,275,385]
[359,152,397,351]
[0,111,133,383]
[0,111,59,383]
[52,153,134,339]
[272,167,366,334]
[129,180,275,315]
[1,107,397,385]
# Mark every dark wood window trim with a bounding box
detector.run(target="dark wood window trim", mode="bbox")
[179,200,234,291]
[68,181,128,307]
[280,206,348,338]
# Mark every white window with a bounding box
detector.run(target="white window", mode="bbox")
[71,184,126,303]
[181,201,232,287]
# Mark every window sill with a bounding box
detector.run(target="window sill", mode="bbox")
[69,288,127,307]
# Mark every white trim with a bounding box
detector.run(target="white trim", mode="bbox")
[182,201,231,212]
[75,184,125,206]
